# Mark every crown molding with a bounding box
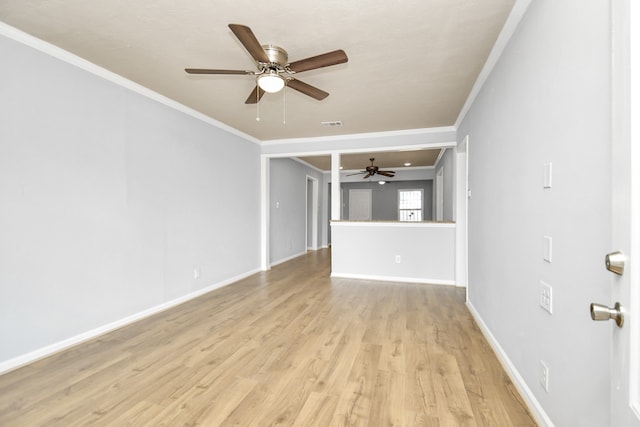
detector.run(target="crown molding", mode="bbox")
[0,22,261,145]
[454,0,532,129]
[262,126,457,146]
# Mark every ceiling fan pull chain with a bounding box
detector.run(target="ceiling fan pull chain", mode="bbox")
[256,86,261,122]
[283,84,287,125]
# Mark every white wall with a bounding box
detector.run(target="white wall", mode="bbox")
[458,0,611,425]
[331,222,455,284]
[434,147,456,222]
[0,33,261,367]
[320,173,331,248]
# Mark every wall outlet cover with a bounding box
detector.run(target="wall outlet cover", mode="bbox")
[539,281,552,314]
[540,360,549,392]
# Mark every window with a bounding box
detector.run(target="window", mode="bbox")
[398,189,423,221]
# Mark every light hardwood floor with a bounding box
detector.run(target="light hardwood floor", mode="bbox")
[0,249,537,426]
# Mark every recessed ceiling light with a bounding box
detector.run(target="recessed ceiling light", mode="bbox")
[378,181,386,185]
[339,166,343,170]
[404,162,412,166]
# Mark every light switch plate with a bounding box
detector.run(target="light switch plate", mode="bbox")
[543,162,552,188]
[543,236,552,263]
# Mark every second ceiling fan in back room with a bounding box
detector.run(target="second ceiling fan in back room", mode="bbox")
[347,158,396,179]
[185,24,348,104]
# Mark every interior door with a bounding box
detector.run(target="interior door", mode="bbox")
[348,189,372,220]
[608,0,640,424]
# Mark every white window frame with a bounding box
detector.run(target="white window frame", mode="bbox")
[397,188,424,222]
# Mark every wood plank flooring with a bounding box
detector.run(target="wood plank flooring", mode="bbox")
[0,249,537,426]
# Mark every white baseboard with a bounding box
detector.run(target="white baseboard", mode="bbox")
[330,272,455,286]
[269,250,307,268]
[466,301,554,427]
[0,268,260,376]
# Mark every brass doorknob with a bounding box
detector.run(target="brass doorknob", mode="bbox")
[590,302,624,327]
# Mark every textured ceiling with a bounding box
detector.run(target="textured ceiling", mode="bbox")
[0,0,515,142]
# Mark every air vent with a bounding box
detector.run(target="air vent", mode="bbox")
[321,120,343,127]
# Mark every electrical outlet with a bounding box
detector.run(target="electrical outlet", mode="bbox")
[193,267,200,279]
[540,281,552,314]
[395,255,401,263]
[540,360,549,392]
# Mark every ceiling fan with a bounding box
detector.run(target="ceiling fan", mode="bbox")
[185,24,348,104]
[347,158,396,179]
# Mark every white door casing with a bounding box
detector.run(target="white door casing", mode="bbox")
[435,167,444,221]
[306,175,318,250]
[455,136,469,288]
[610,0,640,424]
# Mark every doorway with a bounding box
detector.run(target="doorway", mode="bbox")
[435,166,444,221]
[306,175,318,251]
[455,136,469,288]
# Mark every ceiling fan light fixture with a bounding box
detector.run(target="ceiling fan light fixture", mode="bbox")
[258,72,285,93]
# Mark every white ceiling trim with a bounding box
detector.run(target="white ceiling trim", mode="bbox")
[2,20,459,148]
[434,147,447,167]
[261,141,456,160]
[262,126,457,146]
[0,21,262,146]
[291,157,324,174]
[454,0,533,129]
[3,0,530,151]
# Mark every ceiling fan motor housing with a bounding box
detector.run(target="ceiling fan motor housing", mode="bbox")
[261,45,288,67]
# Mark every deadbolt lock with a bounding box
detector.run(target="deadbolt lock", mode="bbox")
[590,302,624,328]
[605,251,625,275]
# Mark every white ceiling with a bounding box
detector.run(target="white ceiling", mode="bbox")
[0,0,515,142]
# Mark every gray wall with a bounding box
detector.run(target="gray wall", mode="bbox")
[458,0,611,425]
[341,180,433,221]
[434,148,455,222]
[0,34,261,364]
[269,158,323,263]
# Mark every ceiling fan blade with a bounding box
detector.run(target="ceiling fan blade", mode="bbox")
[287,79,329,101]
[185,68,254,75]
[228,24,270,63]
[288,50,348,73]
[377,171,396,177]
[244,85,266,104]
[362,172,373,179]
[346,171,366,176]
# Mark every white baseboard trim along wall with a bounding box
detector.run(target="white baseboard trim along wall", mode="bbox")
[466,302,554,427]
[330,273,455,286]
[0,268,261,376]
[269,250,308,268]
